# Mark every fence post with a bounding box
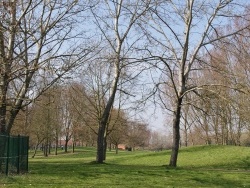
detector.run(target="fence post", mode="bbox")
[17,135,20,174]
[5,135,10,176]
[26,136,29,172]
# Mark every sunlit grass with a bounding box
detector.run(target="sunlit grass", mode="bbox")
[0,145,249,187]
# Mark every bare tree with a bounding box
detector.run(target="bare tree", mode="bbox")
[107,109,128,154]
[90,0,151,163]
[70,82,100,147]
[143,0,250,167]
[126,121,151,151]
[149,131,169,151]
[0,0,93,134]
[28,85,62,158]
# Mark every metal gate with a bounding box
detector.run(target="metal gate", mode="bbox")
[0,134,29,175]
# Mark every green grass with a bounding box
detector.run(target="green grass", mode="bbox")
[0,145,249,187]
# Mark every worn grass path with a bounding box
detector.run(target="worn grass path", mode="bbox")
[0,145,249,187]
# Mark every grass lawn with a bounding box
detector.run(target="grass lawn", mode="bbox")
[0,145,249,187]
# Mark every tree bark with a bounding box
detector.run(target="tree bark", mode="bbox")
[96,55,119,163]
[65,138,69,153]
[0,23,8,134]
[169,97,183,167]
[0,101,7,134]
[55,134,58,155]
[96,122,105,163]
[44,138,48,157]
[103,136,107,161]
[96,84,118,163]
[115,144,118,154]
[0,135,7,173]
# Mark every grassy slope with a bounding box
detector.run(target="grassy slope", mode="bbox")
[0,145,249,188]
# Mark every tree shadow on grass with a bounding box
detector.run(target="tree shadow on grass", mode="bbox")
[83,162,250,187]
[4,158,247,188]
[21,146,250,187]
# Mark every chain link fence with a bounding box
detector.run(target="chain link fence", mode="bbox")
[0,134,29,175]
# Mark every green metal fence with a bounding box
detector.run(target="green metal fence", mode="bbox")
[0,134,29,175]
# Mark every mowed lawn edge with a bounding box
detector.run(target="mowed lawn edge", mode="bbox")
[0,145,249,188]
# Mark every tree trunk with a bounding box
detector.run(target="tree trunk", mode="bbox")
[32,145,38,158]
[103,136,107,161]
[236,120,242,146]
[109,142,112,152]
[96,69,119,163]
[65,139,68,153]
[0,105,7,134]
[96,122,105,163]
[204,117,210,145]
[44,138,48,157]
[0,78,7,134]
[0,135,7,173]
[0,19,9,135]
[115,144,118,154]
[169,97,183,167]
[0,99,7,173]
[214,110,219,144]
[55,135,58,155]
[48,142,51,154]
[189,128,194,146]
[183,120,188,147]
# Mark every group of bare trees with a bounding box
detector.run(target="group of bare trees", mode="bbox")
[180,20,250,147]
[0,0,94,134]
[1,0,250,167]
[137,1,250,166]
[11,84,151,157]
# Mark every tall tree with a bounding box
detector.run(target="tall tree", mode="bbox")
[0,0,93,134]
[90,0,151,163]
[143,0,250,167]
